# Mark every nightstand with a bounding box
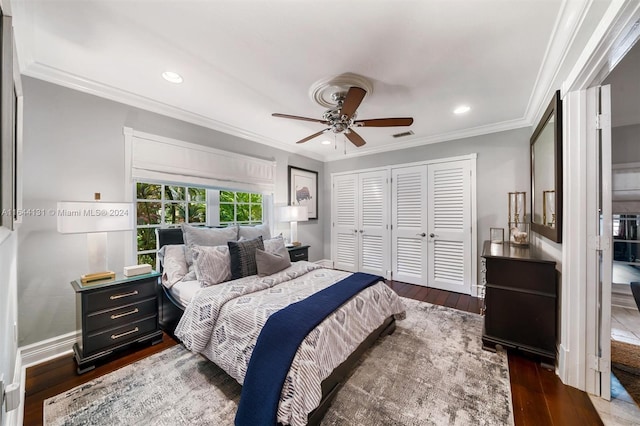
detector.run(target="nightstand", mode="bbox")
[287,245,310,262]
[70,272,163,374]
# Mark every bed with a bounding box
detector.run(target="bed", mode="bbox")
[155,226,405,426]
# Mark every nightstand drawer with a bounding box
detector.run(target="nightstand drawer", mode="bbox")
[288,245,309,262]
[85,279,156,312]
[85,298,157,332]
[83,315,158,355]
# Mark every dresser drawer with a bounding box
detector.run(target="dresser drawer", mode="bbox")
[485,258,556,295]
[85,298,157,332]
[85,279,156,312]
[83,315,158,355]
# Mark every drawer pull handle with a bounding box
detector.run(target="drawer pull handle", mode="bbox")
[111,308,139,320]
[110,290,139,300]
[111,327,139,340]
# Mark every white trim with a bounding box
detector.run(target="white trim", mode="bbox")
[125,127,277,194]
[7,331,79,426]
[330,153,478,178]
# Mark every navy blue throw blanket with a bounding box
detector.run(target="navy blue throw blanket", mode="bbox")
[234,272,383,426]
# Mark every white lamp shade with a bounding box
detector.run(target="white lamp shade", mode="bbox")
[278,205,309,223]
[57,202,135,234]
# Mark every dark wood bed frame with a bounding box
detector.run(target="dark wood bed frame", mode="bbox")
[155,227,396,426]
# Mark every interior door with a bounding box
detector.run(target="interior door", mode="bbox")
[427,160,472,294]
[586,84,612,400]
[358,170,390,277]
[332,174,358,272]
[391,165,428,285]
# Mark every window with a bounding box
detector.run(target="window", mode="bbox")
[136,182,206,267]
[136,184,264,268]
[219,190,263,225]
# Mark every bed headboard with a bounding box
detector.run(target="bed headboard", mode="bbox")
[156,227,185,249]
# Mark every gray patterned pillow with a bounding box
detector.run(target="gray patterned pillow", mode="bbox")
[264,235,288,258]
[181,224,238,268]
[228,236,264,279]
[255,248,291,277]
[192,245,232,286]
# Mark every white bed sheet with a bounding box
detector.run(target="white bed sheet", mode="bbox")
[168,279,201,308]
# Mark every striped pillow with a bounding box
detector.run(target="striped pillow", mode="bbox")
[228,236,264,279]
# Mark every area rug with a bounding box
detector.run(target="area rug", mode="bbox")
[44,298,513,425]
[611,339,640,406]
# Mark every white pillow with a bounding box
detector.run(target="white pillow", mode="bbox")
[159,245,189,288]
[192,245,232,287]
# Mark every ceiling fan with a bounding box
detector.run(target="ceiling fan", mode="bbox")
[272,86,414,147]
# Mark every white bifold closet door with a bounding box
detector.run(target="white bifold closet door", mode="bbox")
[358,170,390,277]
[332,174,359,272]
[427,161,471,294]
[331,170,390,276]
[392,165,428,285]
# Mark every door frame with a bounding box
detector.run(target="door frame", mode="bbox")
[560,0,640,396]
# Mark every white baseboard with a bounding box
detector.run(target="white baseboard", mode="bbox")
[8,331,79,426]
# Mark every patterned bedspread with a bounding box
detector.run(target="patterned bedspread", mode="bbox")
[174,261,406,426]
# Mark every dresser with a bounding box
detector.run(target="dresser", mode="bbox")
[287,245,310,262]
[481,241,557,365]
[70,272,163,374]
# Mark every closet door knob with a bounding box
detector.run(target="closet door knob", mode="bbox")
[417,233,426,237]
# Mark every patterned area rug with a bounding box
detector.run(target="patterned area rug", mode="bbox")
[611,339,640,406]
[44,298,513,425]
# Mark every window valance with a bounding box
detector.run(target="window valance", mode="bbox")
[124,127,276,194]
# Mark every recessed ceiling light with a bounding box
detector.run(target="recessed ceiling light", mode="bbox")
[162,71,183,84]
[321,140,331,145]
[454,105,471,114]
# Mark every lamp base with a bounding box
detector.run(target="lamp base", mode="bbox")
[81,271,116,284]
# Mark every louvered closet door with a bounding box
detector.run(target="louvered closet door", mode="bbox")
[332,174,359,272]
[392,166,428,286]
[358,170,390,277]
[427,160,471,294]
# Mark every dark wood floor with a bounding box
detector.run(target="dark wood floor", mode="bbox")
[23,281,603,426]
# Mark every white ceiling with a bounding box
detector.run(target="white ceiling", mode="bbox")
[11,0,612,161]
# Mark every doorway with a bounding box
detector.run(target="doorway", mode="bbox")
[602,37,640,412]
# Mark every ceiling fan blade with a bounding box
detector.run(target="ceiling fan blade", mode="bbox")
[272,113,329,124]
[345,129,366,147]
[296,129,330,144]
[341,87,367,119]
[354,117,414,127]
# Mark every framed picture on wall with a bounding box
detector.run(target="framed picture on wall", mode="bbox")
[288,166,318,220]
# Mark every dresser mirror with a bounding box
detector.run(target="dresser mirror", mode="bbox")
[531,90,562,243]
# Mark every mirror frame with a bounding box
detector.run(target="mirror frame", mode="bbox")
[530,90,563,243]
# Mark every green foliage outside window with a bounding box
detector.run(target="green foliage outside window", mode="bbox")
[135,184,263,269]
[220,190,262,225]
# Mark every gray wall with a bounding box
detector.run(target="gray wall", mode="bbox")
[0,231,18,424]
[612,124,640,164]
[323,127,532,268]
[18,76,323,346]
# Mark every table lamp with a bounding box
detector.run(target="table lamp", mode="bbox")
[57,196,134,283]
[278,205,308,246]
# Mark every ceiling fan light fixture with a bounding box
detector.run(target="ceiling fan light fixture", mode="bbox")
[162,71,183,84]
[321,140,332,145]
[454,105,471,114]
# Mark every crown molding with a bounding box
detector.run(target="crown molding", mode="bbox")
[525,0,594,127]
[322,117,530,162]
[20,61,327,162]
